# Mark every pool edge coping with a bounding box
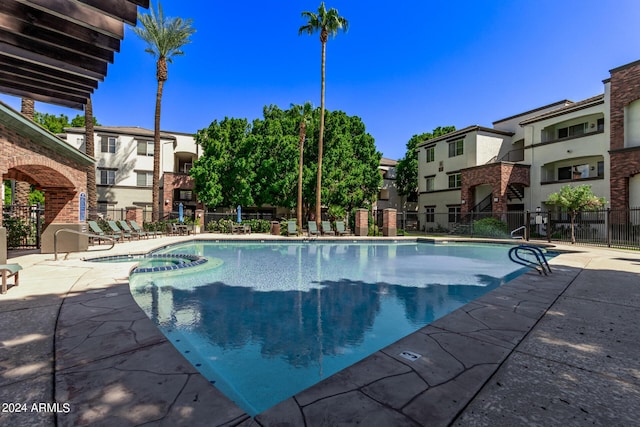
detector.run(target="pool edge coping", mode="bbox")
[54,236,585,425]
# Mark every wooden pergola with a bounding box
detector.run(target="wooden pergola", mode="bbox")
[0,0,150,109]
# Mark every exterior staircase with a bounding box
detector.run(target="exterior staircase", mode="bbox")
[506,184,524,201]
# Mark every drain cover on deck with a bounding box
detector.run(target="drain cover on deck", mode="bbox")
[399,350,422,361]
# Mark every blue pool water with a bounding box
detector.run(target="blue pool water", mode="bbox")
[129,241,534,416]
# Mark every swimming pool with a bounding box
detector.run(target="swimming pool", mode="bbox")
[129,241,534,416]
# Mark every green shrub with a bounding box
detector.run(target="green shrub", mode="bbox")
[472,217,508,237]
[3,216,32,247]
[245,218,271,233]
[327,206,346,221]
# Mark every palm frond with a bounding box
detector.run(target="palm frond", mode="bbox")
[133,1,195,59]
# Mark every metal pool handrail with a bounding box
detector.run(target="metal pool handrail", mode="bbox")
[510,225,526,239]
[54,228,115,261]
[508,244,551,275]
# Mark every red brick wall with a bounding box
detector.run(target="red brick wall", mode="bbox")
[609,61,640,210]
[461,163,530,213]
[1,123,88,225]
[162,172,203,215]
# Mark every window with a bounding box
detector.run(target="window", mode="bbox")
[448,139,463,157]
[597,161,604,177]
[179,190,193,201]
[425,146,435,163]
[425,177,435,192]
[448,173,461,189]
[425,206,435,223]
[379,188,390,200]
[558,164,589,181]
[99,169,115,185]
[183,163,192,174]
[557,122,587,139]
[448,206,461,223]
[101,136,116,153]
[136,172,153,187]
[137,140,154,156]
[597,118,605,132]
[97,202,109,218]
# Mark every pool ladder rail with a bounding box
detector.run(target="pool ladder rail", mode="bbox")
[508,245,552,275]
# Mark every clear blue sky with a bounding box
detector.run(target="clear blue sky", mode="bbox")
[2,0,639,160]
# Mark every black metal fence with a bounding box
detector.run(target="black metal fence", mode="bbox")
[414,208,640,250]
[87,205,640,249]
[2,204,44,249]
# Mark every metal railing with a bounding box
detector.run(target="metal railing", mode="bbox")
[54,228,115,261]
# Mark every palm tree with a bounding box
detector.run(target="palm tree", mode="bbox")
[15,98,35,206]
[291,102,314,229]
[299,2,348,227]
[133,2,195,221]
[85,97,97,219]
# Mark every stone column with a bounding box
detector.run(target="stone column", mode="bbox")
[195,208,205,234]
[382,208,397,237]
[354,209,368,236]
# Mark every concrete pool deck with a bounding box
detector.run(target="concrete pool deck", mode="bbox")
[1,234,639,426]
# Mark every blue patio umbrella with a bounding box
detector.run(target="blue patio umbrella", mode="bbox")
[178,203,184,223]
[237,205,242,223]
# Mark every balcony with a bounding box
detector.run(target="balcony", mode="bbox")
[540,156,605,185]
[540,113,604,145]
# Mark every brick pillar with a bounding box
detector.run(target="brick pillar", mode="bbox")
[40,188,89,254]
[354,209,368,236]
[126,206,143,224]
[382,208,397,237]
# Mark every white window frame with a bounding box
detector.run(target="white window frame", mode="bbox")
[425,177,435,192]
[425,206,435,223]
[448,206,461,223]
[136,171,153,187]
[137,140,154,156]
[101,136,116,153]
[426,146,435,163]
[448,173,461,189]
[448,139,463,157]
[99,169,116,185]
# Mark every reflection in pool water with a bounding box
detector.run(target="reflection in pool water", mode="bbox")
[130,242,532,416]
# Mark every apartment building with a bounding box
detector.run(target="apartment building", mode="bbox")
[416,59,640,231]
[63,126,201,218]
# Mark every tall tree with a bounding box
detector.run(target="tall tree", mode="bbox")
[291,102,314,228]
[33,112,69,134]
[71,113,100,128]
[133,2,195,220]
[192,106,379,216]
[396,126,456,206]
[546,184,605,244]
[299,2,348,226]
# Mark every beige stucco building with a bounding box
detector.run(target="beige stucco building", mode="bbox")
[416,59,640,232]
[62,126,201,219]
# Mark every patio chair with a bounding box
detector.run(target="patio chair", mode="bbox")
[87,220,117,244]
[107,220,131,241]
[118,220,143,240]
[307,221,320,237]
[335,221,349,236]
[321,221,335,236]
[287,220,298,236]
[1,264,22,294]
[130,220,159,238]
